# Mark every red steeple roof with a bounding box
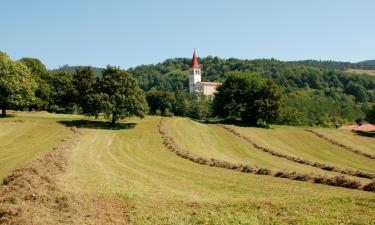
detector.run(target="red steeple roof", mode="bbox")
[191,49,200,68]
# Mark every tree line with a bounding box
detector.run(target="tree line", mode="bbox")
[1,51,375,126]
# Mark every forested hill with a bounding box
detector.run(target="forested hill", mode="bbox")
[127,57,374,99]
[52,57,375,103]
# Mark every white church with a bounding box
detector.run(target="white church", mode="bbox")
[189,50,221,96]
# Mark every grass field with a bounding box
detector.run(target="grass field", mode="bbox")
[229,125,375,174]
[1,112,375,224]
[0,113,72,179]
[346,68,375,76]
[165,118,371,180]
[312,128,375,155]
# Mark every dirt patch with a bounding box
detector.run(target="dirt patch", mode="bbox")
[305,129,375,160]
[218,125,375,179]
[0,127,128,225]
[159,118,374,193]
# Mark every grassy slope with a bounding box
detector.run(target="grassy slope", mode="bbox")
[313,128,375,155]
[60,116,375,224]
[166,118,363,178]
[0,112,71,179]
[230,125,375,174]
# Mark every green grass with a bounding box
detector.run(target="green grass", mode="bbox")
[312,128,375,155]
[60,116,374,224]
[1,113,375,224]
[166,118,365,178]
[0,112,71,179]
[229,125,375,174]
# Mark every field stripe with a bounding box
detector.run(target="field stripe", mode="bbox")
[218,125,375,179]
[305,129,375,160]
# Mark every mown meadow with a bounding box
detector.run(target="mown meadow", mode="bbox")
[0,112,374,224]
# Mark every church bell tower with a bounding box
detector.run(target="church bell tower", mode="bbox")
[189,49,201,93]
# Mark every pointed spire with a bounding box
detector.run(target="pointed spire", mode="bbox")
[191,49,200,68]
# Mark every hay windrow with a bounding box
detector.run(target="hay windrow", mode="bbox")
[218,125,375,180]
[0,127,80,224]
[305,129,375,160]
[159,118,375,193]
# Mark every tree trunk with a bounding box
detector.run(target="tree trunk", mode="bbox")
[1,108,6,117]
[111,114,117,126]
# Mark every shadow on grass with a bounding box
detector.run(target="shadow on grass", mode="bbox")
[58,119,137,130]
[0,114,16,118]
[353,130,375,138]
[194,118,270,128]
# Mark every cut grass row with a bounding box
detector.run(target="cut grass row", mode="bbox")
[228,124,375,174]
[167,118,374,183]
[311,127,375,155]
[161,118,375,192]
[218,124,375,179]
[305,129,375,160]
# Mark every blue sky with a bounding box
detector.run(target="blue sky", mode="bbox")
[1,0,374,69]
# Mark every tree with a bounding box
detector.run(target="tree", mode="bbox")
[255,80,283,123]
[187,93,211,120]
[88,66,148,125]
[146,89,175,116]
[365,105,375,124]
[213,72,283,124]
[345,81,368,102]
[0,52,37,117]
[19,57,52,110]
[72,66,96,113]
[48,71,75,113]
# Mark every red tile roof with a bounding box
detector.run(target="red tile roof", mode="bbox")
[339,123,375,132]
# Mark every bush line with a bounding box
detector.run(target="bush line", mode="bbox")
[217,125,375,180]
[305,129,375,160]
[158,118,375,192]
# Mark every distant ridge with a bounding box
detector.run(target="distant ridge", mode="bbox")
[288,59,375,71]
[52,65,104,78]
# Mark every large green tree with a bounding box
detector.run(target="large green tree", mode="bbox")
[48,71,75,113]
[213,72,283,124]
[88,66,148,125]
[19,57,52,110]
[72,66,96,113]
[0,52,37,117]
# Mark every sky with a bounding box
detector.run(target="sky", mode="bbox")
[1,0,374,69]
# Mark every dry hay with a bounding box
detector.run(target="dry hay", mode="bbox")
[218,125,375,179]
[305,129,375,160]
[159,118,374,192]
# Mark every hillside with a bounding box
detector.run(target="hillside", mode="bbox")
[0,112,374,224]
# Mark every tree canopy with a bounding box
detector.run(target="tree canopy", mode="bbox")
[0,52,37,116]
[213,72,283,124]
[87,66,148,125]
